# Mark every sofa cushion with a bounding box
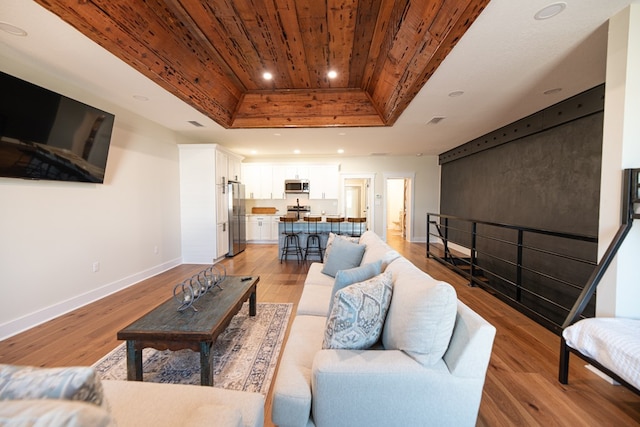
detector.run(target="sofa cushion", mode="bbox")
[328,261,383,315]
[323,271,393,350]
[303,263,335,287]
[382,275,458,366]
[0,364,106,408]
[102,380,264,427]
[272,315,327,427]
[296,284,333,316]
[0,399,114,427]
[321,237,366,278]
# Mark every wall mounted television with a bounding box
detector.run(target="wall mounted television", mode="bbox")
[0,70,115,183]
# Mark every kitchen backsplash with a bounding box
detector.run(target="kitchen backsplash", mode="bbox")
[245,197,339,216]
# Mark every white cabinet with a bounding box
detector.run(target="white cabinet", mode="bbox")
[242,163,274,199]
[179,144,242,263]
[246,216,277,242]
[284,165,309,180]
[271,166,286,199]
[217,222,229,256]
[308,164,339,199]
[228,156,242,182]
[243,163,339,200]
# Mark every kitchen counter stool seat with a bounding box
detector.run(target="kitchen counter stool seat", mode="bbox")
[326,217,345,235]
[347,217,367,237]
[303,216,323,262]
[280,217,303,263]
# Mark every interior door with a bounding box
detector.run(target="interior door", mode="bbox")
[345,186,361,218]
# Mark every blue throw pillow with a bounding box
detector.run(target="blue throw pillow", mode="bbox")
[321,237,366,278]
[328,260,383,314]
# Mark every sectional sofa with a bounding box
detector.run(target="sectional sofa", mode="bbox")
[0,364,265,426]
[272,230,496,427]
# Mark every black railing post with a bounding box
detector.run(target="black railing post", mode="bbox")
[443,217,449,263]
[516,229,523,302]
[470,222,477,287]
[426,213,431,258]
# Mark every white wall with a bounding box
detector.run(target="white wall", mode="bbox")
[243,155,441,241]
[0,66,184,339]
[598,3,640,318]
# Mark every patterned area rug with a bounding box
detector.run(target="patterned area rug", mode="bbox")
[93,302,292,395]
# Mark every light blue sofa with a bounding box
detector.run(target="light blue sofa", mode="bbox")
[272,231,496,427]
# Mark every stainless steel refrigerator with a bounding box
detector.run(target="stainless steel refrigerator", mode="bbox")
[227,181,246,256]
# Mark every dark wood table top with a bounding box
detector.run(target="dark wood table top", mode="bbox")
[117,275,258,343]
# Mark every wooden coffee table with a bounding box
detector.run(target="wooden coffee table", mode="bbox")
[117,275,258,386]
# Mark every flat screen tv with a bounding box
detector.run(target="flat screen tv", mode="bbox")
[0,70,115,183]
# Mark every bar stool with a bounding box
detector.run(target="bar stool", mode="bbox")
[303,216,323,262]
[279,217,303,263]
[326,217,345,235]
[347,217,367,237]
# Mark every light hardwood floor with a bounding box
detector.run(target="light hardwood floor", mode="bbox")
[1,237,638,426]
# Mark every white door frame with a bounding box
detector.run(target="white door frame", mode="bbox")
[383,172,415,242]
[339,173,375,234]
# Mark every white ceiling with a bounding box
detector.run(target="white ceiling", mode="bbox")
[0,0,634,159]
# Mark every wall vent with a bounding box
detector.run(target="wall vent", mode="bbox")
[188,120,204,127]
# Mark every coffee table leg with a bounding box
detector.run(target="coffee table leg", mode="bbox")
[126,340,143,381]
[200,341,213,386]
[249,287,256,317]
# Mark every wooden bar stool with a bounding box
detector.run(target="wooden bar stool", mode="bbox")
[303,216,323,262]
[347,217,367,237]
[326,217,345,235]
[279,217,303,263]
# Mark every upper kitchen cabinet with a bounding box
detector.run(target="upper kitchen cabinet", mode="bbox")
[284,165,309,180]
[242,163,273,199]
[242,162,339,200]
[308,164,339,199]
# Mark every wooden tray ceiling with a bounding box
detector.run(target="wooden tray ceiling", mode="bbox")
[35,0,490,129]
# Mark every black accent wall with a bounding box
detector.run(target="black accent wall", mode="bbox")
[439,85,604,328]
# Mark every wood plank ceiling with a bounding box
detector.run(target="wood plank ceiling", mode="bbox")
[35,0,490,128]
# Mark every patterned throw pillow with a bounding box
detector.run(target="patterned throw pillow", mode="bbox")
[0,364,106,408]
[329,261,383,315]
[323,271,393,350]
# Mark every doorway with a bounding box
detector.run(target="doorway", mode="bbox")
[340,174,375,234]
[383,173,414,242]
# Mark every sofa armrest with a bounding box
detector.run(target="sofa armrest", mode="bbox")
[311,349,484,427]
[443,301,496,378]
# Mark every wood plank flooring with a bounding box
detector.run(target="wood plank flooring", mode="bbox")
[1,236,638,426]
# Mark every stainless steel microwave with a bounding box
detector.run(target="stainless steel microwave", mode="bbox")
[284,179,310,193]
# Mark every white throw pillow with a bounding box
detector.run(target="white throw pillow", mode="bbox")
[323,271,393,350]
[382,279,457,366]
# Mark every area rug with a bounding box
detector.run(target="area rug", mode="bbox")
[93,302,292,395]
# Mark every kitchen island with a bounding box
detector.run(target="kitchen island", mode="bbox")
[277,217,360,261]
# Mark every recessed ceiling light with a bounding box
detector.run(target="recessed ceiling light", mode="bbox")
[263,72,273,80]
[293,149,301,154]
[543,88,563,95]
[337,149,344,154]
[133,95,149,101]
[250,150,258,155]
[274,133,281,136]
[416,153,423,157]
[448,90,464,97]
[534,2,566,20]
[338,132,346,136]
[327,70,338,79]
[0,22,28,37]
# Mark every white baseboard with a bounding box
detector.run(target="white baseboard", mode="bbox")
[0,258,182,341]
